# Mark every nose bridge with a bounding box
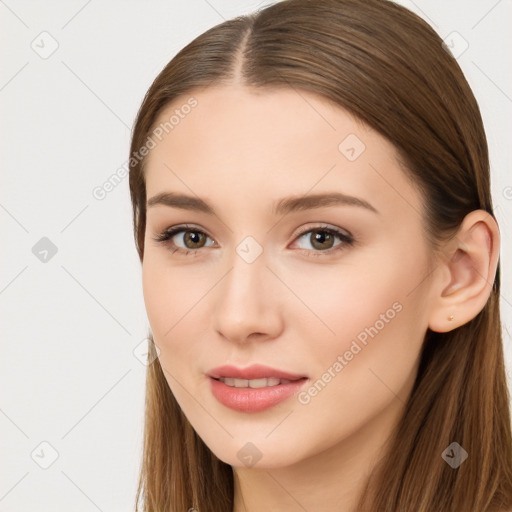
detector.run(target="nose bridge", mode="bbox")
[213,235,281,341]
[222,237,268,309]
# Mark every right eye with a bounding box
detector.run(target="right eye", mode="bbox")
[153,225,216,255]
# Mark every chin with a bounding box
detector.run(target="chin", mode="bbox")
[202,437,308,470]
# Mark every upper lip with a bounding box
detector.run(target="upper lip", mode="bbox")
[207,364,307,381]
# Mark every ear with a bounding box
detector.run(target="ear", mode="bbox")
[427,210,500,333]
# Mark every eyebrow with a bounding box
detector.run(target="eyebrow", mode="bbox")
[147,191,378,216]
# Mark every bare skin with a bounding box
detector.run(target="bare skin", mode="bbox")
[141,84,499,512]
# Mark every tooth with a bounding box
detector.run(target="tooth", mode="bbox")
[219,377,293,388]
[248,378,270,388]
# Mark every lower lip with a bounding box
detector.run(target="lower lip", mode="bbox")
[209,377,308,413]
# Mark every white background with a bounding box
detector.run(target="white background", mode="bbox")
[1,1,511,510]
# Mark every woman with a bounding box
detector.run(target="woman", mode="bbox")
[128,0,512,510]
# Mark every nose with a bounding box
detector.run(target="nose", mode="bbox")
[213,246,284,345]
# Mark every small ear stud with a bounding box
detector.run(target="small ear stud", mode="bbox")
[448,315,454,321]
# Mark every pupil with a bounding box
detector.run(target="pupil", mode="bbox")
[186,231,203,247]
[313,231,332,249]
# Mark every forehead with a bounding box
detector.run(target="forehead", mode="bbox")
[143,85,422,221]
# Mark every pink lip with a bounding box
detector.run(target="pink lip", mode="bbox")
[207,364,307,381]
[209,377,308,413]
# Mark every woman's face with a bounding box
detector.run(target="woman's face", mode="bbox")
[142,85,436,468]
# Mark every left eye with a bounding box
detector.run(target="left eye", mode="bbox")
[153,224,354,256]
[292,226,354,254]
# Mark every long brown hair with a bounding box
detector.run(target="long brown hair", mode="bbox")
[128,0,512,510]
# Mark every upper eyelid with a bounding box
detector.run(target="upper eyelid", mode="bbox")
[294,224,351,237]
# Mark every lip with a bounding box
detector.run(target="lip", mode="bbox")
[209,376,308,413]
[207,364,307,381]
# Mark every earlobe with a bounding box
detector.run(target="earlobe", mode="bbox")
[427,210,499,333]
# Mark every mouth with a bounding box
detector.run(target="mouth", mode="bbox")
[206,364,309,412]
[208,373,309,413]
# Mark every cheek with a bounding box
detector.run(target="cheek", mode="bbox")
[300,278,406,383]
[141,252,215,363]
[141,259,196,404]
[142,253,185,345]
[292,249,429,415]
[277,255,409,352]
[286,244,424,359]
[142,255,169,334]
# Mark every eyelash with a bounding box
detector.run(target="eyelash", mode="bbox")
[153,223,355,258]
